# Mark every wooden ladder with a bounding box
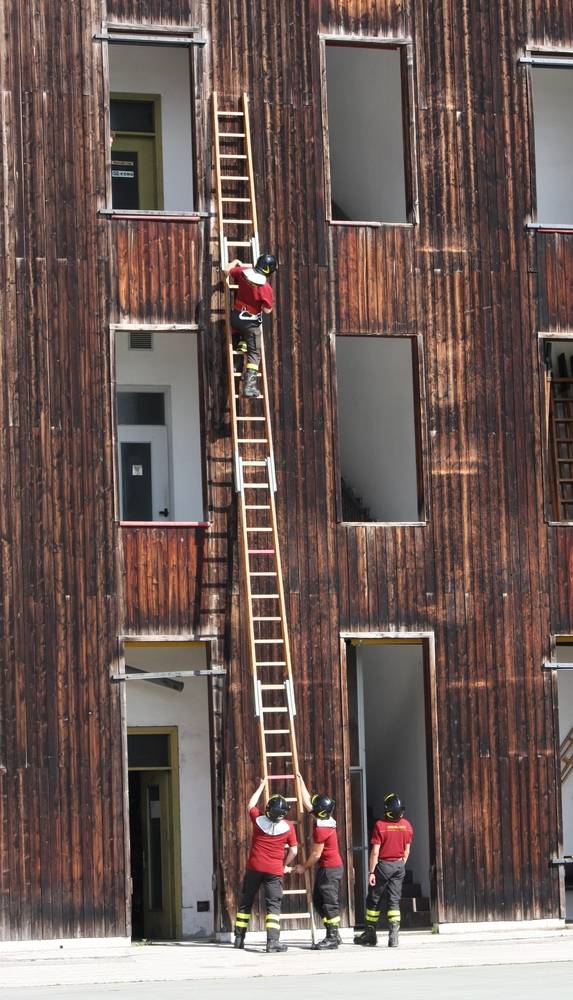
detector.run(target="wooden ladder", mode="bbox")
[213,92,316,942]
[549,376,573,520]
[561,725,573,783]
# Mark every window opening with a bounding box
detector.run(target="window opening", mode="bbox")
[325,44,410,223]
[336,336,424,523]
[109,44,194,212]
[115,331,204,522]
[531,64,573,224]
[346,639,433,929]
[543,338,573,521]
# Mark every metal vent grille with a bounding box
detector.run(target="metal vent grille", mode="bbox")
[129,330,153,350]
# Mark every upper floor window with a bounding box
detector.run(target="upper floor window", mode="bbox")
[336,335,425,523]
[107,38,195,213]
[531,61,573,225]
[324,42,416,224]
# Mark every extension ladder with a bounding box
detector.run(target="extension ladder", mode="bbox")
[549,376,573,520]
[213,92,316,942]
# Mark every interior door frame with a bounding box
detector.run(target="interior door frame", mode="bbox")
[127,726,182,940]
[110,92,164,210]
[116,384,173,523]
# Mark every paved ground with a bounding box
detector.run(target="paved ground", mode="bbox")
[6,963,573,1000]
[1,930,572,996]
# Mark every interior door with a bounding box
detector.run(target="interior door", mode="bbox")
[112,134,159,210]
[140,770,175,940]
[118,425,171,521]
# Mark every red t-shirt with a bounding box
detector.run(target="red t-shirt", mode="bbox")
[370,818,413,861]
[230,266,274,315]
[246,807,297,876]
[313,819,343,868]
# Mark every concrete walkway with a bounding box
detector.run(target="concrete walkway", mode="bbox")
[0,928,572,991]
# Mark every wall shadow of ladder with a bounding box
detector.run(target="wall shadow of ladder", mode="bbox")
[213,91,316,943]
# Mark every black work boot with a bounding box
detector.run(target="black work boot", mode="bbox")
[266,934,288,953]
[233,930,246,949]
[388,923,400,948]
[243,369,262,398]
[314,924,339,950]
[354,924,377,947]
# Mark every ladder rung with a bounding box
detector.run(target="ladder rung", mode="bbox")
[260,684,285,690]
[280,912,311,920]
[267,773,295,779]
[256,660,286,665]
[266,752,293,757]
[247,527,273,532]
[222,197,251,202]
[218,132,246,138]
[228,241,252,246]
[250,597,280,602]
[254,638,283,643]
[264,729,290,734]
[243,484,270,489]
[220,154,247,159]
[254,616,281,621]
[248,550,275,555]
[217,110,245,117]
[285,797,298,802]
[243,460,266,466]
[250,572,277,576]
[283,889,307,895]
[221,175,249,180]
[261,707,288,713]
[239,439,268,444]
[237,417,266,421]
[245,504,270,508]
[229,283,239,290]
[223,218,253,225]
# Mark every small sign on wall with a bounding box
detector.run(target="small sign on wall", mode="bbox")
[131,464,143,477]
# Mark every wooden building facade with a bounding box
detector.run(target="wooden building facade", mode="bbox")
[2,0,573,941]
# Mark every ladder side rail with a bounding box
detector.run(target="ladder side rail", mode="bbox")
[212,92,228,269]
[550,379,569,520]
[242,93,260,260]
[259,333,317,943]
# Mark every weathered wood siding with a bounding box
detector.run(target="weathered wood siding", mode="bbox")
[3,0,573,941]
[0,0,127,939]
[120,526,208,635]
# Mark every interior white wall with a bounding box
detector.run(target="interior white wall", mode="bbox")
[126,645,213,938]
[532,67,573,224]
[547,340,573,376]
[326,46,407,222]
[337,337,419,521]
[359,644,430,898]
[109,44,194,211]
[116,332,204,521]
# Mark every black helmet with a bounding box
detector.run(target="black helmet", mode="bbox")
[265,794,289,822]
[255,253,277,276]
[383,793,405,821]
[311,793,335,819]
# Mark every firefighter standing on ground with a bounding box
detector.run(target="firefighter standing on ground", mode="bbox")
[234,779,297,953]
[224,254,277,398]
[354,793,413,949]
[295,772,344,950]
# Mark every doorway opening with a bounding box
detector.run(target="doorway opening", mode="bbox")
[114,329,204,523]
[554,638,573,920]
[125,642,214,940]
[345,637,436,929]
[128,728,179,940]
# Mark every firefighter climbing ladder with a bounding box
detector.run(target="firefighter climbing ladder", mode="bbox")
[213,92,316,942]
